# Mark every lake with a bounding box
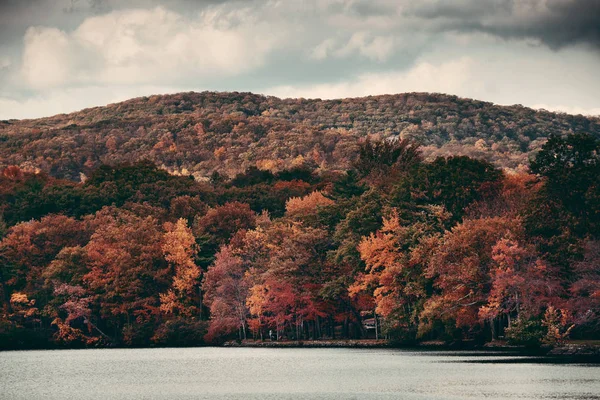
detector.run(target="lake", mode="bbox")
[1,347,598,399]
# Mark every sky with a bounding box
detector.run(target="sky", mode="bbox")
[0,0,599,120]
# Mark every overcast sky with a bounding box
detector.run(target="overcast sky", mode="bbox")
[1,0,599,119]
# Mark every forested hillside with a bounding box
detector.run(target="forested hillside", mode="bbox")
[1,132,598,349]
[1,92,599,181]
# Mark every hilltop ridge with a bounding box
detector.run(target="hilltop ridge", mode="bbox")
[1,91,599,180]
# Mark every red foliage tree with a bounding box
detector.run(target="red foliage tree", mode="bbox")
[84,209,168,345]
[202,245,249,342]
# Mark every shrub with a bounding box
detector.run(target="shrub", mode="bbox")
[505,318,545,347]
[151,319,208,347]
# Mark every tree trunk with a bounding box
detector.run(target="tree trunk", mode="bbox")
[349,306,366,338]
[316,315,322,339]
[329,316,335,339]
[198,286,203,320]
[343,317,349,338]
[374,309,379,340]
[0,269,12,314]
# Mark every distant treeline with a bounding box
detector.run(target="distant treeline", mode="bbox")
[0,134,598,349]
[2,91,600,182]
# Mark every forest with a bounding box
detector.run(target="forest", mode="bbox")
[2,92,600,182]
[1,131,598,349]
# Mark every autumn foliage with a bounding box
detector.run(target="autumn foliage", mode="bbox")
[0,132,598,349]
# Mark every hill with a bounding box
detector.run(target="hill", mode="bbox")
[1,91,599,180]
[1,96,599,349]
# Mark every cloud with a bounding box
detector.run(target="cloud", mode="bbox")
[402,0,600,50]
[310,38,337,61]
[314,1,600,51]
[334,32,395,62]
[0,56,11,70]
[1,0,599,119]
[19,5,287,89]
[22,27,74,88]
[311,32,395,62]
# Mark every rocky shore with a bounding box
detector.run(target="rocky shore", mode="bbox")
[548,343,600,357]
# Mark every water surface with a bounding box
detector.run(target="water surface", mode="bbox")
[1,347,598,399]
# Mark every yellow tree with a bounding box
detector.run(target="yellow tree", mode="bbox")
[160,218,201,318]
[285,191,334,218]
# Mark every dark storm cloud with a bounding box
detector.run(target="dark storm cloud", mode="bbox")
[4,0,599,50]
[0,0,105,45]
[408,0,513,20]
[402,0,600,50]
[507,0,600,50]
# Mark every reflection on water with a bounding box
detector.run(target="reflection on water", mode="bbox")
[1,347,598,399]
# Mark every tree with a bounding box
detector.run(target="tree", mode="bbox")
[204,220,334,342]
[0,215,89,310]
[169,195,206,222]
[50,283,102,346]
[194,202,256,246]
[351,207,447,341]
[530,133,600,237]
[331,170,366,199]
[242,223,332,340]
[354,137,422,176]
[353,137,422,185]
[160,219,201,318]
[202,245,250,342]
[43,246,89,287]
[567,240,600,334]
[0,215,7,240]
[466,172,541,219]
[8,292,40,329]
[333,189,384,272]
[392,156,502,223]
[247,278,297,341]
[285,191,335,221]
[420,217,519,338]
[84,209,169,345]
[479,238,562,339]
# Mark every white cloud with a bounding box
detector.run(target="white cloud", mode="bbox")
[334,32,395,62]
[311,32,396,62]
[310,38,337,60]
[19,6,287,90]
[22,27,74,88]
[0,56,11,70]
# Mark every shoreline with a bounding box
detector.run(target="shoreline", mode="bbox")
[222,339,600,361]
[223,339,391,348]
[3,340,600,362]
